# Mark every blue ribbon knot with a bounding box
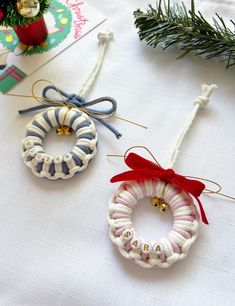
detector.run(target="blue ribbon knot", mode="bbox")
[19,85,122,139]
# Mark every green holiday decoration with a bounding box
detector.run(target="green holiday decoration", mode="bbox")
[0,0,72,54]
[0,0,50,28]
[134,0,235,68]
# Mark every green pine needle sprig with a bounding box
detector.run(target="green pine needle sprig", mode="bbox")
[0,0,50,28]
[134,0,235,68]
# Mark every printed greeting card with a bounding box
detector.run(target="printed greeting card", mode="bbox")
[0,0,106,93]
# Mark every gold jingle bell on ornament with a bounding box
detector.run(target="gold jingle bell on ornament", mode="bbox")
[56,126,73,136]
[16,0,40,18]
[151,197,169,212]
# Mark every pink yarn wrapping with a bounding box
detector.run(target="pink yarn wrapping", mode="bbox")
[108,179,199,268]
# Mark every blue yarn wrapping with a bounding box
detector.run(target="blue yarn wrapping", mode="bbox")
[19,85,122,139]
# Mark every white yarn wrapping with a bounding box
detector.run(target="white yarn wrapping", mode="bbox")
[21,31,113,179]
[108,84,217,268]
[108,180,199,268]
[21,107,98,179]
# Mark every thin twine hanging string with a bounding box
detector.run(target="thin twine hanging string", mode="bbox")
[3,31,111,98]
[6,78,147,133]
[5,32,147,136]
[107,145,235,201]
[76,31,147,127]
[0,49,10,56]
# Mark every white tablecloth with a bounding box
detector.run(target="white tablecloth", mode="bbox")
[1,0,235,305]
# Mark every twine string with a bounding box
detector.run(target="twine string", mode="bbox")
[17,80,122,139]
[107,145,235,201]
[5,32,147,137]
[6,79,147,138]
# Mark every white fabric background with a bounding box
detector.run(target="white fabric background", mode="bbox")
[1,0,235,305]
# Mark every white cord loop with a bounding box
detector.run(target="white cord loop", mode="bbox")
[108,84,218,268]
[194,96,209,107]
[21,31,114,179]
[108,180,199,268]
[194,84,216,107]
[168,84,217,169]
[78,31,113,98]
[97,31,113,43]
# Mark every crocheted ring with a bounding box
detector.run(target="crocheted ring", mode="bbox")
[108,179,199,268]
[21,106,98,179]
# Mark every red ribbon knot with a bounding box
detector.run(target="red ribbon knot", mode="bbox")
[110,152,208,224]
[160,168,175,182]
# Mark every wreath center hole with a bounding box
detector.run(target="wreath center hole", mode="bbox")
[43,128,76,156]
[132,197,173,241]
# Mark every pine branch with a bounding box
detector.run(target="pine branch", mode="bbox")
[134,0,235,68]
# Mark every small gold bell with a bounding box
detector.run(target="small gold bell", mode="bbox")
[159,202,169,213]
[16,0,40,18]
[56,127,64,136]
[151,197,169,212]
[56,126,72,136]
[151,197,160,206]
[63,126,73,136]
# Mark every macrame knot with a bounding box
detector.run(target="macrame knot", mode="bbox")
[97,32,113,43]
[159,168,175,182]
[193,84,217,107]
[194,96,209,107]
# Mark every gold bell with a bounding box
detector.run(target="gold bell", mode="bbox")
[63,126,73,136]
[56,127,64,136]
[159,201,169,213]
[151,197,169,212]
[56,126,72,136]
[151,197,161,206]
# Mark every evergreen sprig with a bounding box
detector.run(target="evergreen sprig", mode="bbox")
[134,0,235,68]
[0,0,50,28]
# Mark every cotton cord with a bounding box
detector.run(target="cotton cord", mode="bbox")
[78,31,113,98]
[168,84,217,169]
[107,85,222,268]
[21,106,98,179]
[8,31,147,137]
[19,84,122,139]
[108,179,199,268]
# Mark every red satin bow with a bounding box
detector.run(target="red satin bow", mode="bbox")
[110,153,208,224]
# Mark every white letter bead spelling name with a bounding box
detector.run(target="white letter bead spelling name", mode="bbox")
[21,107,98,179]
[108,179,199,268]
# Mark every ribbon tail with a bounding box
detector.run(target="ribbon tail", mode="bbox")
[93,117,122,139]
[195,196,209,225]
[18,104,49,115]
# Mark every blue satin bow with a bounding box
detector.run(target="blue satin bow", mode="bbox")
[19,85,122,139]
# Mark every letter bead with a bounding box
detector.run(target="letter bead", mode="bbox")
[108,179,199,268]
[122,229,133,241]
[153,243,163,255]
[141,242,152,254]
[130,238,141,250]
[24,140,34,149]
[21,107,98,179]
